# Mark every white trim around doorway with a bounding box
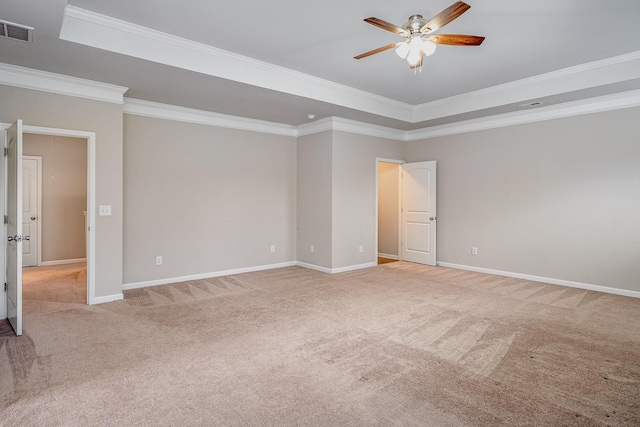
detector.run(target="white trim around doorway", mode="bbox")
[375,158,405,266]
[21,125,97,305]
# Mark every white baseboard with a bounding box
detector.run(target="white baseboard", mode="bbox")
[378,253,399,260]
[41,258,86,266]
[90,293,123,305]
[122,261,297,291]
[295,261,333,274]
[438,262,640,299]
[331,262,378,274]
[296,261,378,274]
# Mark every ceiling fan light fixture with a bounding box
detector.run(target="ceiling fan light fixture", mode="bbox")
[422,40,437,56]
[406,36,424,66]
[406,51,422,68]
[395,42,410,59]
[409,36,424,51]
[355,2,484,71]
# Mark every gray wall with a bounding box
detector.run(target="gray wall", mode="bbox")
[406,107,640,292]
[24,134,87,262]
[331,131,404,269]
[378,162,399,257]
[123,115,297,284]
[0,84,123,299]
[296,131,333,268]
[4,82,637,298]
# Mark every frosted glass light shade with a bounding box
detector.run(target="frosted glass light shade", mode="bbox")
[422,40,437,56]
[406,36,424,67]
[395,42,410,59]
[407,51,422,67]
[409,36,424,52]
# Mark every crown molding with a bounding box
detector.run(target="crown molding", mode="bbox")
[61,5,414,122]
[3,64,638,142]
[124,98,297,137]
[330,117,405,141]
[124,102,403,140]
[413,51,640,123]
[297,117,405,141]
[0,62,128,104]
[124,90,640,141]
[295,118,334,137]
[125,101,406,141]
[406,89,640,141]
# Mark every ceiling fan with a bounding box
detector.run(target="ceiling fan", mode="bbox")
[354,1,484,69]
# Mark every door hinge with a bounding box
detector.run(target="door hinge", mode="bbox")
[3,147,7,157]
[4,283,6,292]
[3,215,7,225]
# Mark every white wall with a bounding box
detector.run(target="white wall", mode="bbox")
[406,107,640,293]
[378,162,400,258]
[123,115,297,285]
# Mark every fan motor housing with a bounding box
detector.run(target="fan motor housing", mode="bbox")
[403,15,429,34]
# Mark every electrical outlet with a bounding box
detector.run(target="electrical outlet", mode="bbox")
[270,245,276,253]
[359,245,364,253]
[471,247,478,255]
[310,245,314,253]
[156,256,163,265]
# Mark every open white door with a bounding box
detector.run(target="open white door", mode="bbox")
[6,120,24,336]
[401,161,437,266]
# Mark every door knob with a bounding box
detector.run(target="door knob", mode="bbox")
[31,216,36,220]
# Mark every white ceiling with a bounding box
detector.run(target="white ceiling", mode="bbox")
[1,0,640,129]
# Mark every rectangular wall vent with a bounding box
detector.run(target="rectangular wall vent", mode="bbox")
[0,19,34,43]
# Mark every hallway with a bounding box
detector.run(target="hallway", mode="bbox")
[22,263,86,315]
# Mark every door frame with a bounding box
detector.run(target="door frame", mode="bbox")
[1,123,97,307]
[375,158,405,263]
[22,155,43,267]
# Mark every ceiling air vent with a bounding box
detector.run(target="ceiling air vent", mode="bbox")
[0,19,34,43]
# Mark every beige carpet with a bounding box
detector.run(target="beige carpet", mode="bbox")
[21,263,87,315]
[1,262,639,426]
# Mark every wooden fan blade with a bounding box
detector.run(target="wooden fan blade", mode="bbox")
[364,17,409,37]
[420,1,470,34]
[428,34,485,46]
[354,42,401,60]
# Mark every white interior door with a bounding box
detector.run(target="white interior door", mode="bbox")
[401,161,437,266]
[22,156,40,267]
[6,120,24,335]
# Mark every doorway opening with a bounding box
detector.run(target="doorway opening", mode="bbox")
[376,159,403,265]
[23,133,88,308]
[375,158,438,268]
[1,122,96,329]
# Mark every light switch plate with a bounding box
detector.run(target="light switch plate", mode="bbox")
[99,205,112,216]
